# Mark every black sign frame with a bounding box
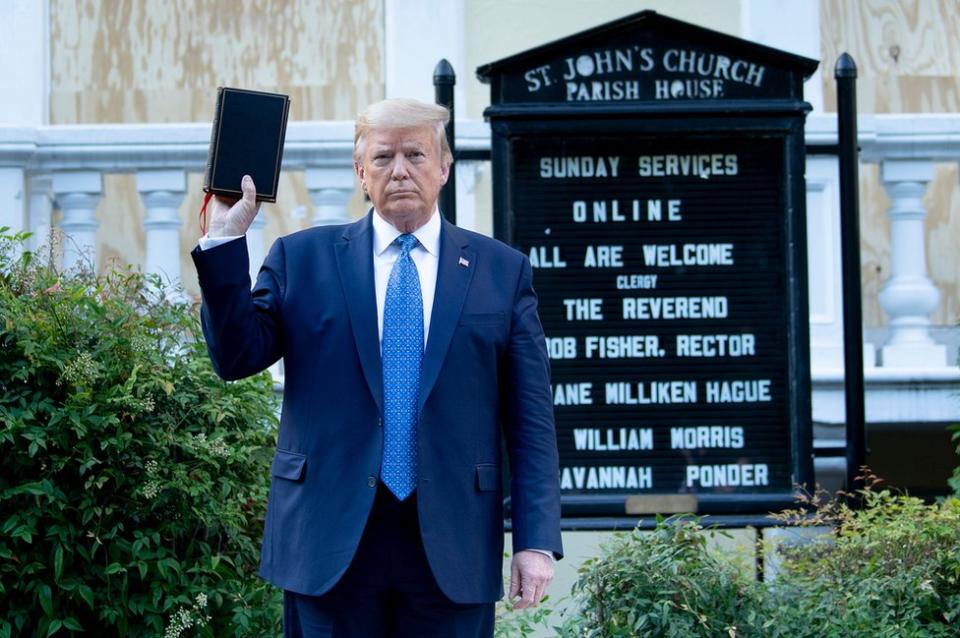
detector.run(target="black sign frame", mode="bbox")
[492,115,813,515]
[479,11,818,517]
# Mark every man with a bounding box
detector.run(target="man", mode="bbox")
[191,98,562,637]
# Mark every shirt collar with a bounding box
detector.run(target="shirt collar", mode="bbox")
[372,207,441,257]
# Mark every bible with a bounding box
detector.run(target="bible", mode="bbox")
[203,87,291,203]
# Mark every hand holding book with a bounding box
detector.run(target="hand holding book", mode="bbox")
[207,174,260,238]
[200,87,290,237]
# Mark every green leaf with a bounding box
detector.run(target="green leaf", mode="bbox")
[53,544,63,581]
[104,563,124,575]
[62,618,83,631]
[38,583,53,617]
[77,585,94,609]
[45,619,62,637]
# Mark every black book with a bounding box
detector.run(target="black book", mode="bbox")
[203,87,291,203]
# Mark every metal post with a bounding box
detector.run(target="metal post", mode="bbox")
[433,59,456,225]
[835,53,867,497]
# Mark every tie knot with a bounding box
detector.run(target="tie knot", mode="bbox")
[395,233,419,254]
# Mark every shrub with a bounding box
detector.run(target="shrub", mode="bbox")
[0,232,282,637]
[766,476,960,638]
[554,477,960,637]
[556,516,765,638]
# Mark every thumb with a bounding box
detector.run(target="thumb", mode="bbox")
[241,175,257,208]
[509,558,521,599]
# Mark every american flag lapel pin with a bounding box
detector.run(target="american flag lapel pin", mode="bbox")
[459,256,470,268]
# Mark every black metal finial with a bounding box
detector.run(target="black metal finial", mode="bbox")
[433,59,456,85]
[835,52,857,79]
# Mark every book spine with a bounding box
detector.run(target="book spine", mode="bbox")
[203,87,225,192]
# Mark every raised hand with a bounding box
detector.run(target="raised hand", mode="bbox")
[207,174,260,238]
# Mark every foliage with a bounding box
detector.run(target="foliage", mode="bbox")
[0,231,282,637]
[765,475,960,638]
[556,516,764,638]
[554,476,960,638]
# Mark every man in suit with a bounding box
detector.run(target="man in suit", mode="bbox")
[191,98,562,637]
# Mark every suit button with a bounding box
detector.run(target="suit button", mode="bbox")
[377,418,382,428]
[367,476,376,488]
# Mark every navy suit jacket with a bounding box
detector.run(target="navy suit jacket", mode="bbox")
[191,213,563,604]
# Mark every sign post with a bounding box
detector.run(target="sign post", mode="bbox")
[478,11,818,516]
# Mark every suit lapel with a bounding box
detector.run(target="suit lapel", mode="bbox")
[334,214,383,412]
[418,220,475,411]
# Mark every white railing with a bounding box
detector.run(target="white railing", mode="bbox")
[1,115,957,428]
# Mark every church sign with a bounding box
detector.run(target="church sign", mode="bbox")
[478,11,818,515]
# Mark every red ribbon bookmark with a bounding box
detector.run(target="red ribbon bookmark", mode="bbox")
[199,191,213,235]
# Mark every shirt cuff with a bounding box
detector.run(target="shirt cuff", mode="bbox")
[527,548,556,563]
[198,234,243,251]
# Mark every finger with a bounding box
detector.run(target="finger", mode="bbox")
[517,577,537,609]
[241,174,257,205]
[508,560,521,600]
[532,581,547,607]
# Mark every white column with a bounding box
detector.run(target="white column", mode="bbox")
[740,0,822,112]
[52,171,102,272]
[878,159,946,367]
[0,167,26,237]
[27,174,53,252]
[306,167,355,226]
[247,213,266,285]
[136,170,185,283]
[0,1,49,126]
[385,0,465,106]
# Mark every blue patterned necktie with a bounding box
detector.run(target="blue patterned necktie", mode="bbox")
[380,233,423,500]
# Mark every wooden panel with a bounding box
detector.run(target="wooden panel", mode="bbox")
[858,164,890,328]
[820,0,960,113]
[50,0,384,123]
[925,163,960,326]
[821,1,960,328]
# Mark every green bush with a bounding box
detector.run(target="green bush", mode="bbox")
[554,479,960,638]
[766,478,960,638]
[0,232,282,637]
[556,516,764,638]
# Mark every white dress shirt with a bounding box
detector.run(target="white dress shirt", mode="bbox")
[198,209,440,347]
[371,207,439,347]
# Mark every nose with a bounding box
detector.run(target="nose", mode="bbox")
[390,154,409,180]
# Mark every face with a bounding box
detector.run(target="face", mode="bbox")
[355,125,450,232]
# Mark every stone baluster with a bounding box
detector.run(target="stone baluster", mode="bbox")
[306,167,355,226]
[53,171,102,272]
[136,170,185,283]
[877,159,946,367]
[27,174,53,252]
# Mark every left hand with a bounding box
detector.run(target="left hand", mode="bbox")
[509,550,555,609]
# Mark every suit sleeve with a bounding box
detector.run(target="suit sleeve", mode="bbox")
[501,255,564,560]
[190,235,286,381]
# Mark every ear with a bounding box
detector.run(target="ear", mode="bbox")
[439,161,451,187]
[353,160,364,181]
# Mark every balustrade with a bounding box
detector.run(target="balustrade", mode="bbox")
[0,116,954,418]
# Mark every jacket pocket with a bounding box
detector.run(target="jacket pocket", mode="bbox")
[475,464,502,492]
[271,448,307,481]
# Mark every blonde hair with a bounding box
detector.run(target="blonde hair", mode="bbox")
[354,98,453,168]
